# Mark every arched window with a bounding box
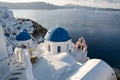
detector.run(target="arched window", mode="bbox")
[57,46,61,53]
[81,39,83,43]
[48,45,50,51]
[81,46,84,50]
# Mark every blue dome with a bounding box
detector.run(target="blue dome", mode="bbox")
[44,27,71,42]
[16,29,31,41]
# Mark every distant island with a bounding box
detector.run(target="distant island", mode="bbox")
[0,2,120,11]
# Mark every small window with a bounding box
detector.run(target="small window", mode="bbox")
[81,46,84,50]
[48,45,50,51]
[67,44,69,50]
[57,46,61,53]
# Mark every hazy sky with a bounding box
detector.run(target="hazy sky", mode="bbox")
[0,0,96,5]
[0,0,120,8]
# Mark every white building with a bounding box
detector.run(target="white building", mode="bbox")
[36,27,117,80]
[0,7,14,26]
[39,27,88,63]
[69,59,117,80]
[0,25,10,79]
[42,27,75,55]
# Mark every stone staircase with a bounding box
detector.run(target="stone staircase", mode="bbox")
[5,57,26,80]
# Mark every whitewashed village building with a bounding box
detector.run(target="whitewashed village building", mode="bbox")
[0,7,117,80]
[16,29,33,47]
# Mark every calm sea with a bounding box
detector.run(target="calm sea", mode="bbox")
[12,9,120,69]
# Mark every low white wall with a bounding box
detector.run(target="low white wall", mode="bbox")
[24,49,35,80]
[0,26,10,79]
[0,58,10,79]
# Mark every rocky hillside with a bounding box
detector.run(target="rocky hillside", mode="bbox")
[17,18,47,38]
[0,7,47,40]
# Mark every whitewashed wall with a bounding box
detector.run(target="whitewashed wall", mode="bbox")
[0,26,10,79]
[44,39,74,55]
[16,39,33,47]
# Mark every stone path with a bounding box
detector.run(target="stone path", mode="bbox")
[5,57,26,80]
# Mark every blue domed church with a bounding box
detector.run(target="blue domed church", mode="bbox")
[43,27,75,54]
[16,29,32,47]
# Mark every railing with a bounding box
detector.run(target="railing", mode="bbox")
[6,36,17,47]
[0,54,13,63]
[0,56,9,62]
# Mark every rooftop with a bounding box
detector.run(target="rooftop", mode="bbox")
[16,29,31,41]
[44,27,71,42]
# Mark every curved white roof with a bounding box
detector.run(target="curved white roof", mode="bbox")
[69,59,117,80]
[43,52,78,70]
